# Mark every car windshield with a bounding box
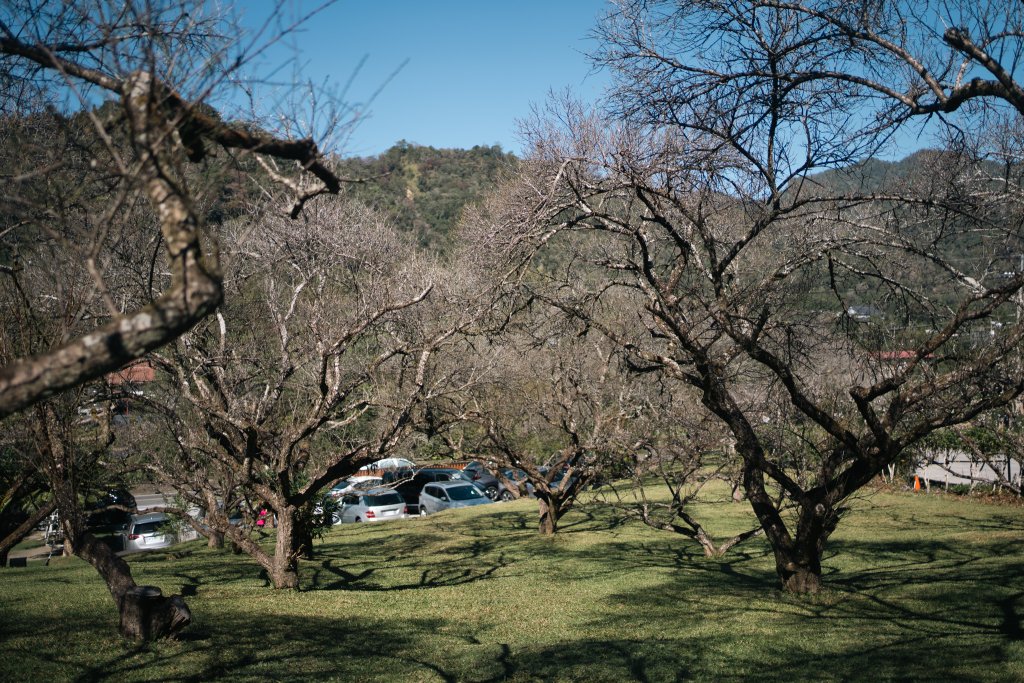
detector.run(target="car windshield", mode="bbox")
[365,493,403,506]
[447,485,483,501]
[132,521,167,534]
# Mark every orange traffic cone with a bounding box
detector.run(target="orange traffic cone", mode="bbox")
[913,476,921,492]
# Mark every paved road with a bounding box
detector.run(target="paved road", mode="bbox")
[134,491,175,510]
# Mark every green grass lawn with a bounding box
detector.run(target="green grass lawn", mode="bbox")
[1,488,1023,682]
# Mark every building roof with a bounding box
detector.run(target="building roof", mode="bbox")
[107,360,156,385]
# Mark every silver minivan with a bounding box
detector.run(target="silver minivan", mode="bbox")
[121,512,176,552]
[418,481,493,516]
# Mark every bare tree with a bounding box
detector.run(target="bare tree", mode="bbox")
[481,0,1024,592]
[143,199,470,588]
[0,0,356,637]
[443,321,643,535]
[0,0,343,418]
[601,400,765,558]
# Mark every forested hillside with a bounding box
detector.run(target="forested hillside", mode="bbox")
[806,150,1023,344]
[336,142,518,250]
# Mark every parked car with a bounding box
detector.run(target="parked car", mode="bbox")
[501,468,536,498]
[121,512,176,552]
[461,461,510,500]
[328,476,383,498]
[359,457,415,473]
[336,488,408,524]
[547,467,580,493]
[84,487,135,531]
[382,467,482,513]
[419,481,493,516]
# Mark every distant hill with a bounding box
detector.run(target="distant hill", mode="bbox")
[804,149,1011,196]
[336,142,518,251]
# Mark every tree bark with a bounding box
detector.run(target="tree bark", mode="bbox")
[537,496,559,535]
[768,498,840,594]
[207,529,224,549]
[73,531,192,639]
[270,506,300,589]
[293,519,314,562]
[119,586,191,641]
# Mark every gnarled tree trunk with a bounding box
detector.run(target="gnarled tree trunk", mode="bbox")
[70,530,191,639]
[537,496,565,535]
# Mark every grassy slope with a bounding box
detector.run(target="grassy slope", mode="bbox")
[1,489,1023,682]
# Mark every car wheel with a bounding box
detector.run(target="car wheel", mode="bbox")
[354,517,362,523]
[485,485,498,499]
[499,490,514,502]
[419,507,427,517]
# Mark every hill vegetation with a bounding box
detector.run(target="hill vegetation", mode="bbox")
[336,142,518,250]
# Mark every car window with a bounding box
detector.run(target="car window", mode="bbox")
[366,493,403,506]
[132,521,167,534]
[446,485,483,501]
[423,486,437,498]
[342,494,358,506]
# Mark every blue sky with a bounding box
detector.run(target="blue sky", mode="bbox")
[243,1,612,158]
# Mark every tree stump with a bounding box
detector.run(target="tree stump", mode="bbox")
[119,585,192,640]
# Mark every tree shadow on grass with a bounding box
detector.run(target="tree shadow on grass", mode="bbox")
[554,533,1024,681]
[308,534,521,592]
[61,611,456,682]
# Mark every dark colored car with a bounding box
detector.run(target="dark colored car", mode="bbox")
[84,488,136,531]
[461,461,511,500]
[500,468,536,498]
[382,467,481,513]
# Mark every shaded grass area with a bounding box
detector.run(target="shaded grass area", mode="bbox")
[1,490,1023,681]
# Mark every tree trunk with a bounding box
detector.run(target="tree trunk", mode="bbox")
[270,506,300,589]
[779,562,823,594]
[73,530,191,639]
[537,497,559,535]
[735,455,831,594]
[119,586,192,641]
[293,524,314,561]
[770,499,839,594]
[767,538,827,593]
[207,529,224,549]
